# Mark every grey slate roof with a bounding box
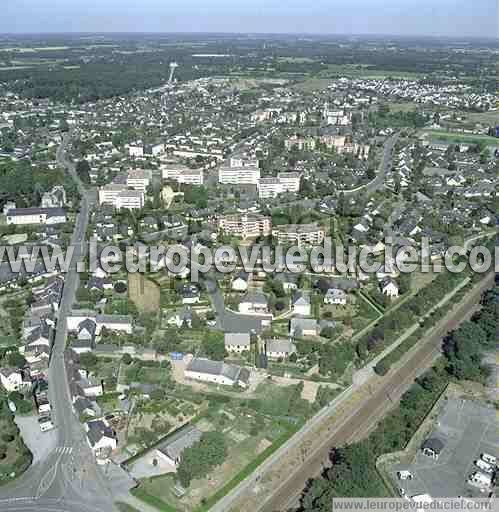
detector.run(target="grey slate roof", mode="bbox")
[224,332,251,348]
[156,425,202,462]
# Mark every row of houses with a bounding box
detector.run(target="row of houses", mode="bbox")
[0,275,66,431]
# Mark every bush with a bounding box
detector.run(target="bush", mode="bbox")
[374,360,390,376]
[122,353,133,365]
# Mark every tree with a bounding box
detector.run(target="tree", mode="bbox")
[374,360,390,376]
[177,431,227,487]
[79,352,98,370]
[202,333,226,360]
[7,351,26,369]
[122,353,133,365]
[75,160,91,184]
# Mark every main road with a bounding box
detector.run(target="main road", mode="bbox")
[0,134,116,512]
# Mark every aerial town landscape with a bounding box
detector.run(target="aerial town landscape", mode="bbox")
[0,3,497,512]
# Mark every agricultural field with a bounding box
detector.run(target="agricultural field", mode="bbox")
[128,273,161,313]
[462,110,499,125]
[319,64,425,79]
[422,129,499,147]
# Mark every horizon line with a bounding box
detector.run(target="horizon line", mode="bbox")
[0,31,497,41]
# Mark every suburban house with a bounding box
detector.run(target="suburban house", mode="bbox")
[324,288,348,305]
[73,396,98,418]
[165,307,193,329]
[273,272,298,291]
[0,368,28,392]
[184,358,250,388]
[85,419,117,457]
[154,425,203,468]
[24,322,52,350]
[381,278,399,298]
[77,319,97,342]
[238,291,269,315]
[73,369,103,398]
[66,312,133,335]
[224,332,251,353]
[266,339,296,359]
[231,272,249,292]
[292,292,311,316]
[180,285,201,305]
[96,315,133,335]
[289,317,318,337]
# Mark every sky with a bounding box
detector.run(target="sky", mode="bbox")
[1,0,498,38]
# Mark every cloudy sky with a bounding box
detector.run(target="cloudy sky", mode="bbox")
[2,0,497,38]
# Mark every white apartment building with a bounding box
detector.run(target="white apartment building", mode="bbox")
[126,169,151,192]
[277,172,301,192]
[219,165,260,185]
[257,177,284,199]
[218,213,272,239]
[115,190,145,210]
[98,184,126,205]
[284,135,316,151]
[229,156,259,168]
[162,165,204,185]
[148,143,165,157]
[128,145,144,158]
[98,184,145,210]
[272,223,325,247]
[6,207,67,226]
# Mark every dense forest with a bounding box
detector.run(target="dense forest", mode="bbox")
[300,284,497,510]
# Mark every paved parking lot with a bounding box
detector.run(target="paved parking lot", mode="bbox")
[389,399,498,498]
[15,414,57,464]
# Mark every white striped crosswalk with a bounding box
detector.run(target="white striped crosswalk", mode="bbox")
[55,446,73,455]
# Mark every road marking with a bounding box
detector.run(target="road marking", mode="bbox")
[55,446,73,455]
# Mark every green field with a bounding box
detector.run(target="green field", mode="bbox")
[463,111,499,125]
[422,129,499,147]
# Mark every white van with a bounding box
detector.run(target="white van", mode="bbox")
[481,453,497,466]
[475,459,493,474]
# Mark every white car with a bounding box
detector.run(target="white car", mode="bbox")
[475,459,494,474]
[481,453,497,466]
[397,470,414,480]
